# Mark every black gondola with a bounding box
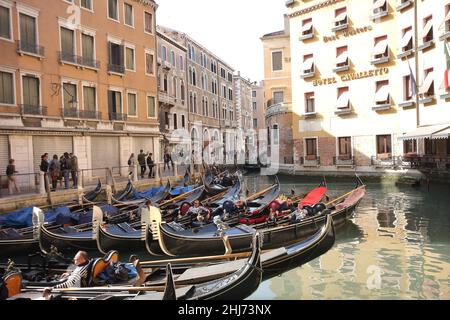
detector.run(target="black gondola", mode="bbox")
[154,177,365,257]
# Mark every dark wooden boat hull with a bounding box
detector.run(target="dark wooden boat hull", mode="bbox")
[0,237,39,258]
[96,225,145,254]
[39,225,97,254]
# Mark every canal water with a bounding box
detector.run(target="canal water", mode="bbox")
[246,174,450,300]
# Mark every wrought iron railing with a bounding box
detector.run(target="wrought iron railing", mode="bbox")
[17,40,44,56]
[108,63,125,74]
[20,104,47,116]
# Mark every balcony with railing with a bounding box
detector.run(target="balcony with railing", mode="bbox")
[333,156,355,167]
[16,41,44,57]
[109,112,127,121]
[62,108,101,119]
[159,92,175,106]
[108,63,125,74]
[20,104,47,116]
[59,52,101,69]
[300,155,321,167]
[265,101,293,118]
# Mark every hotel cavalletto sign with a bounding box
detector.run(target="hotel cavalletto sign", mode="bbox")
[313,67,389,87]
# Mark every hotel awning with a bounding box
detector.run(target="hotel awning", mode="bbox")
[399,124,450,141]
[420,71,434,94]
[335,12,347,24]
[302,21,313,33]
[373,38,388,56]
[336,50,348,64]
[336,91,350,109]
[432,127,450,139]
[446,10,450,22]
[303,57,314,71]
[373,0,386,10]
[375,83,390,102]
[401,30,413,48]
[422,19,433,38]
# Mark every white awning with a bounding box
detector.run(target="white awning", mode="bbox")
[422,19,433,38]
[420,71,434,94]
[401,30,413,48]
[375,84,390,102]
[445,10,450,22]
[373,0,386,10]
[336,50,348,64]
[302,22,313,33]
[303,57,314,71]
[373,39,388,56]
[432,127,450,139]
[336,91,349,109]
[335,12,347,23]
[399,124,450,140]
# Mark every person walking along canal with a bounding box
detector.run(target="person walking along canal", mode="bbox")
[70,153,79,189]
[146,153,155,179]
[49,155,60,191]
[40,154,50,192]
[61,152,71,189]
[137,150,148,179]
[6,159,20,195]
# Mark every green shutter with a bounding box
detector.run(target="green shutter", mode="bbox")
[0,6,11,39]
[0,72,13,104]
[82,34,94,60]
[125,4,133,26]
[20,14,36,45]
[126,47,134,70]
[128,93,136,116]
[61,27,74,55]
[83,87,95,111]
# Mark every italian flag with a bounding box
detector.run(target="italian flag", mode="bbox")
[446,43,450,91]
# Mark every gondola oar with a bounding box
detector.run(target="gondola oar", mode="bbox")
[159,186,201,207]
[246,184,277,202]
[324,185,366,207]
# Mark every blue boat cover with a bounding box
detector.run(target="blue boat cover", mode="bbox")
[170,185,193,196]
[132,186,164,200]
[0,206,73,228]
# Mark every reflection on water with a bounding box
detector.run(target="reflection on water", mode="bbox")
[247,175,450,300]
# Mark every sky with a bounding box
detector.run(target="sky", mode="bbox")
[156,0,288,82]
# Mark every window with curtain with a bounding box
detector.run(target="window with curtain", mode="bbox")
[124,3,133,26]
[19,13,36,48]
[272,51,282,71]
[127,92,137,116]
[146,52,154,74]
[376,135,392,156]
[147,96,156,117]
[144,12,152,33]
[108,0,118,20]
[338,137,352,158]
[60,27,74,55]
[0,6,11,40]
[63,83,77,109]
[81,0,92,10]
[273,91,284,105]
[83,86,96,111]
[0,71,14,105]
[306,138,317,157]
[22,76,39,107]
[81,33,94,63]
[108,90,122,113]
[125,47,135,70]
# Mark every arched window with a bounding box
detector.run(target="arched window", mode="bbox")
[189,91,193,112]
[163,74,168,92]
[192,68,197,86]
[204,97,209,117]
[180,80,185,101]
[193,93,197,113]
[188,67,193,85]
[173,77,177,98]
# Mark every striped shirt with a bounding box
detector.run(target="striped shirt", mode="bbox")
[53,264,90,289]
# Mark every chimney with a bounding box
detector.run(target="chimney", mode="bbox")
[283,14,290,35]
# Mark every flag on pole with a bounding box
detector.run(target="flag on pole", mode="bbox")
[445,43,450,91]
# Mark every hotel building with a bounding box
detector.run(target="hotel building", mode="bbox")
[0,0,160,180]
[286,0,449,173]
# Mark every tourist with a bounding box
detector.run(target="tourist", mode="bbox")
[40,154,50,192]
[137,150,148,178]
[187,200,210,223]
[6,159,20,195]
[163,148,171,171]
[49,155,60,191]
[60,152,71,189]
[70,153,79,189]
[146,153,154,178]
[278,198,297,215]
[128,153,135,177]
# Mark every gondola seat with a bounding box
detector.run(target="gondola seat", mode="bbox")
[3,272,22,298]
